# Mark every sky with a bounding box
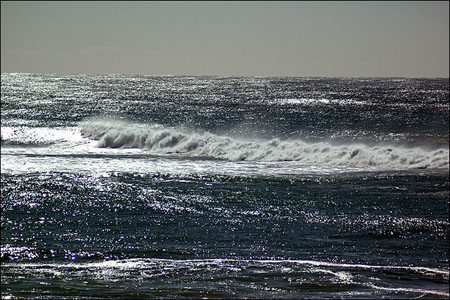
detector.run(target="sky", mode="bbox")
[1,1,449,77]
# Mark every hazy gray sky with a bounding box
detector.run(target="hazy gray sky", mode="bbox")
[1,1,449,77]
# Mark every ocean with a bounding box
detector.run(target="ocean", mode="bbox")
[1,73,449,299]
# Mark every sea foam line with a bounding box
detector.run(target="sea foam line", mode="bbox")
[367,284,449,297]
[7,258,449,276]
[5,259,448,296]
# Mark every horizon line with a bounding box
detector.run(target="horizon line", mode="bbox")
[1,71,449,80]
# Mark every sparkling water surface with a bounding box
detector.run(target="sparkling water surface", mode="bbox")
[1,73,449,298]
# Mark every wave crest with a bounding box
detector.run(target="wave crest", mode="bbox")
[80,120,449,170]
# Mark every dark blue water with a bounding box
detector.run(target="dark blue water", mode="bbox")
[1,73,449,298]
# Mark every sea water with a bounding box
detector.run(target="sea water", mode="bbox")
[1,73,449,298]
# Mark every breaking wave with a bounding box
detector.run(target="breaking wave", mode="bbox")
[80,119,449,170]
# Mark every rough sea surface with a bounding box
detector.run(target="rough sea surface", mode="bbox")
[1,73,449,299]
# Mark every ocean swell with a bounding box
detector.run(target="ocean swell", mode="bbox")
[80,120,449,170]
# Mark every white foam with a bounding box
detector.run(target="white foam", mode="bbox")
[80,119,449,170]
[367,284,449,297]
[8,257,449,297]
[1,126,86,145]
[9,258,448,276]
[271,98,367,106]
